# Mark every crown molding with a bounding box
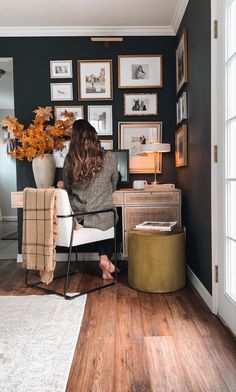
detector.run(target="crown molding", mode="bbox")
[0,25,175,37]
[171,0,189,34]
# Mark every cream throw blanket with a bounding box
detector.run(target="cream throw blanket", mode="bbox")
[22,188,57,284]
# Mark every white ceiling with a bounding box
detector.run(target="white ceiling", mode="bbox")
[0,0,189,36]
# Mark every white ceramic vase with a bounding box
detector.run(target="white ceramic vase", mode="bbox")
[32,154,56,188]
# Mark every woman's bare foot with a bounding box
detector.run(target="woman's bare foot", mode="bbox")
[99,256,117,280]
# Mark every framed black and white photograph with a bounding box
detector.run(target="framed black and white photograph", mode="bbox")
[50,83,73,101]
[176,29,188,93]
[118,121,162,173]
[124,93,158,116]
[118,55,163,89]
[54,105,84,121]
[176,91,188,124]
[175,124,188,167]
[77,60,113,100]
[100,140,113,150]
[181,91,188,120]
[176,99,182,124]
[50,60,73,79]
[87,105,112,135]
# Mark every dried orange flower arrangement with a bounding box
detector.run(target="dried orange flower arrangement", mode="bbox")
[1,106,75,161]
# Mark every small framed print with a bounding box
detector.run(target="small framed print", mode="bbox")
[50,60,73,78]
[54,106,84,121]
[100,139,113,150]
[77,60,113,100]
[88,105,112,135]
[50,83,73,101]
[176,29,188,93]
[118,121,162,173]
[124,93,158,116]
[175,124,188,167]
[181,91,188,120]
[118,55,163,89]
[176,91,187,124]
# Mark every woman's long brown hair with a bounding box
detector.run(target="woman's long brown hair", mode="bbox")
[66,119,105,185]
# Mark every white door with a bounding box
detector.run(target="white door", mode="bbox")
[213,0,236,336]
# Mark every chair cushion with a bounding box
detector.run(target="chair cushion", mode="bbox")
[55,189,114,248]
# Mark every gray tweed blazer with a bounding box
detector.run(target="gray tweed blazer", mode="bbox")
[63,151,119,230]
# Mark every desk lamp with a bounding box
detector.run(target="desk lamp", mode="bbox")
[141,143,171,185]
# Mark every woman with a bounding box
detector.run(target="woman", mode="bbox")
[63,119,119,280]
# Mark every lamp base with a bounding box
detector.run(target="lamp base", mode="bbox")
[151,180,159,185]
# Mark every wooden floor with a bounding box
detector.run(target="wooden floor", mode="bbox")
[1,260,236,392]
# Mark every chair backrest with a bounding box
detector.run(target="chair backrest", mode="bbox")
[56,189,73,247]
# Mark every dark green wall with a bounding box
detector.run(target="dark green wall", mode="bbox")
[176,0,212,293]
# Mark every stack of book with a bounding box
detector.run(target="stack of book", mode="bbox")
[135,221,178,231]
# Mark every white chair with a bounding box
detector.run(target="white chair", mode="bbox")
[25,189,117,299]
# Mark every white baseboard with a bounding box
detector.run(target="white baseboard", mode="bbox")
[17,252,125,263]
[187,265,213,311]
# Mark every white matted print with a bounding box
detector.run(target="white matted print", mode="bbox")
[78,60,113,100]
[50,60,73,78]
[53,140,70,168]
[118,55,163,88]
[88,105,112,135]
[50,83,73,101]
[100,140,113,150]
[54,106,84,121]
[124,93,158,116]
[119,122,162,173]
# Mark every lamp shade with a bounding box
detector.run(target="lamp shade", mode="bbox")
[141,143,171,154]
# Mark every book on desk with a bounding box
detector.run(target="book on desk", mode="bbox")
[135,221,178,231]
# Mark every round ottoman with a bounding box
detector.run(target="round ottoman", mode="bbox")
[128,229,186,293]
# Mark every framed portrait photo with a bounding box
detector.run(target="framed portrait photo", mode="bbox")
[118,122,162,173]
[100,139,113,150]
[176,29,188,93]
[176,91,188,124]
[87,105,112,135]
[118,55,163,89]
[175,124,188,167]
[50,83,73,101]
[77,60,113,100]
[124,93,158,116]
[54,105,84,121]
[50,60,73,79]
[181,91,188,120]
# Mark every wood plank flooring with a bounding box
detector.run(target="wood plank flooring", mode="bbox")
[0,260,236,392]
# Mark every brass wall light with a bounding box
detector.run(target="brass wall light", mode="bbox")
[91,37,123,48]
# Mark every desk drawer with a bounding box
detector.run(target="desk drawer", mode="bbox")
[112,192,123,205]
[124,191,180,205]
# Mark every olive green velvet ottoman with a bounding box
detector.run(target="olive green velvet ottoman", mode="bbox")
[128,229,186,293]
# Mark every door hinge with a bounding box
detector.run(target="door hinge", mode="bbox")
[214,145,218,162]
[214,20,218,39]
[214,265,219,283]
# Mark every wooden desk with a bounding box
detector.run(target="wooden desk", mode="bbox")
[11,187,181,257]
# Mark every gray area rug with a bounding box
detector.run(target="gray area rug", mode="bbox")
[0,294,87,392]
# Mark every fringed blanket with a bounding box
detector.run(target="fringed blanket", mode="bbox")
[22,188,57,284]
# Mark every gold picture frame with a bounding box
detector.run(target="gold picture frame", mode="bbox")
[118,55,163,89]
[124,93,158,116]
[77,59,113,101]
[176,29,188,93]
[175,124,188,167]
[100,139,113,150]
[118,121,162,173]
